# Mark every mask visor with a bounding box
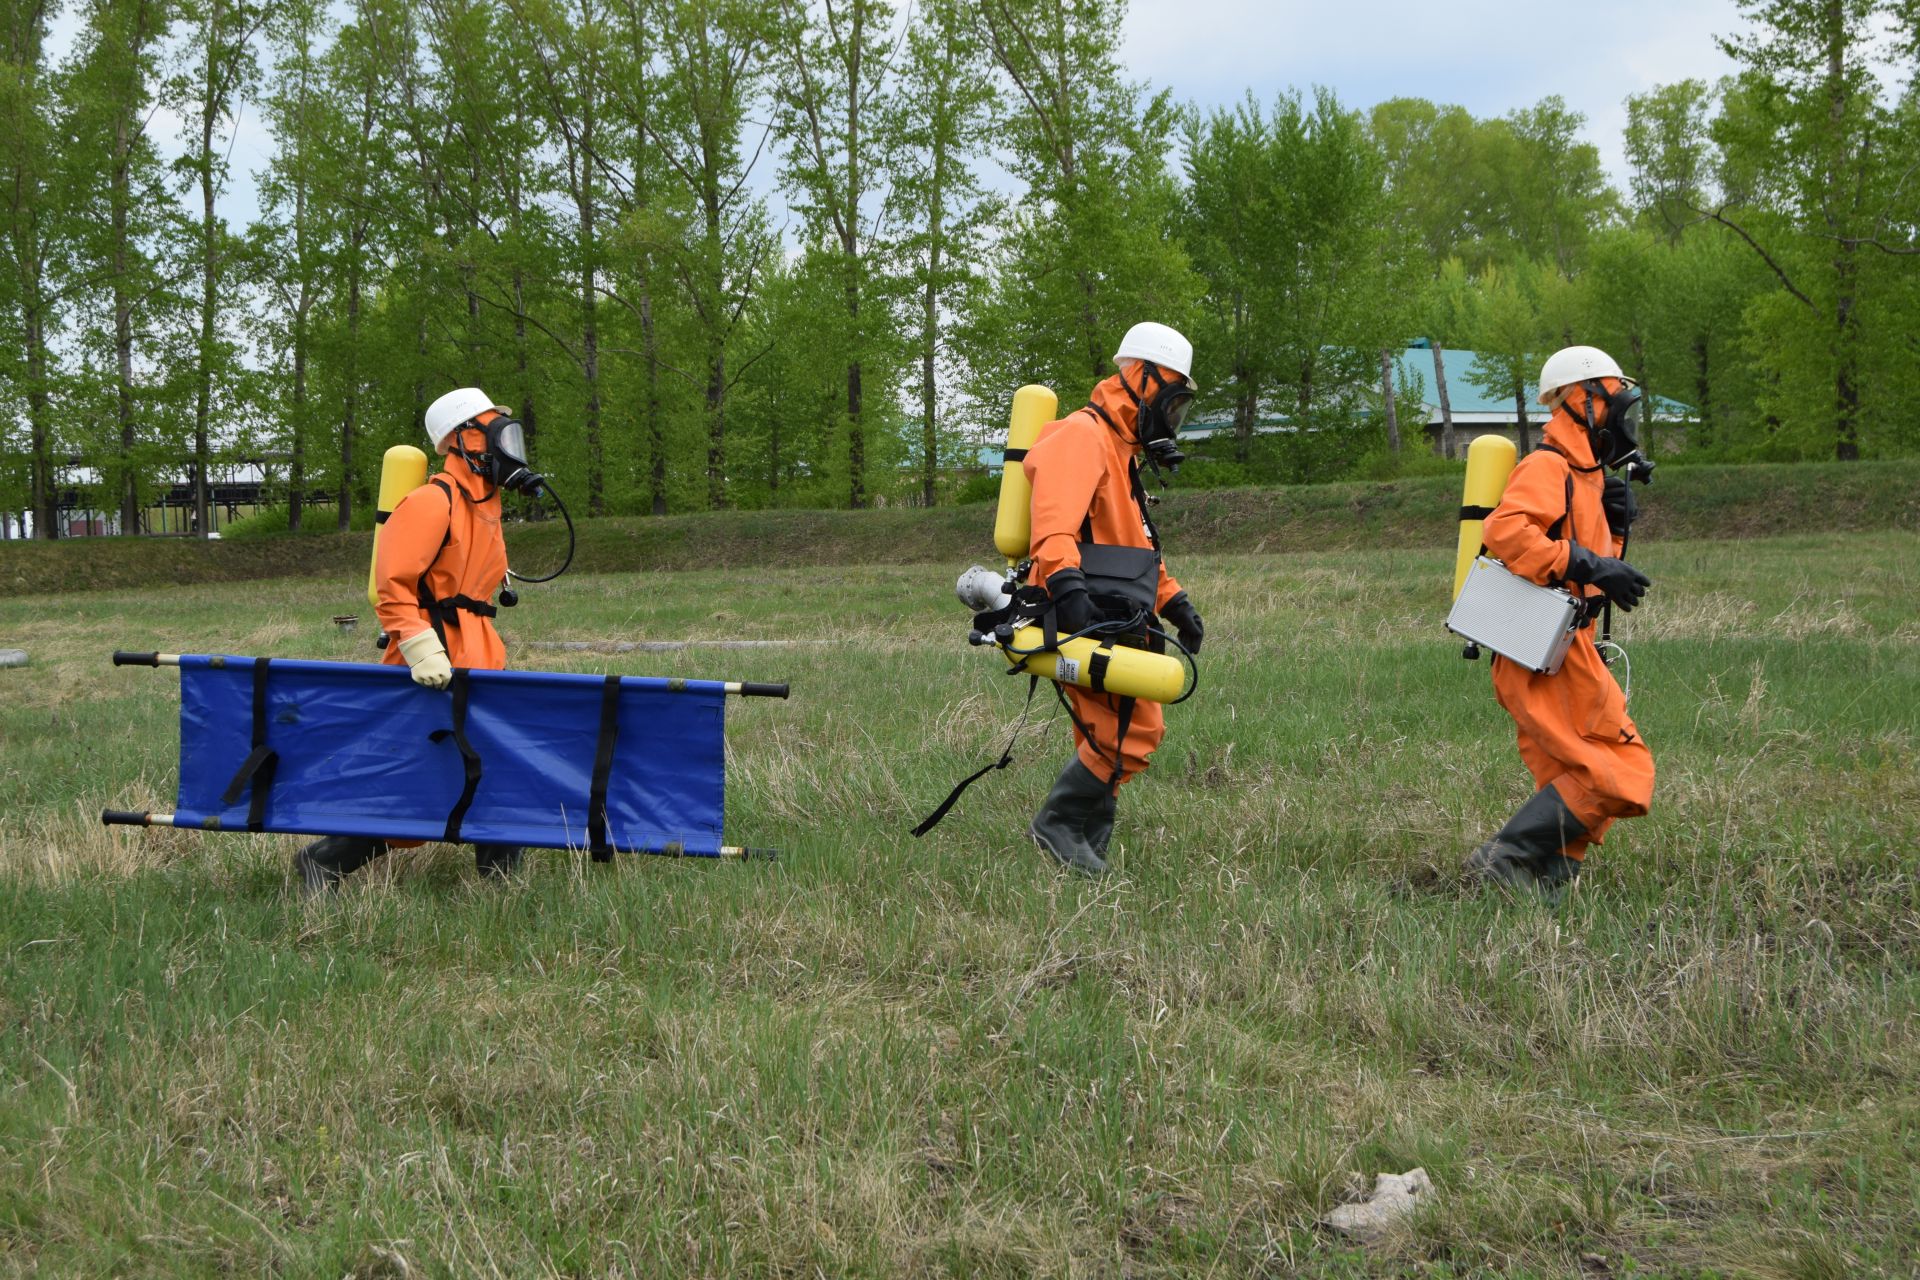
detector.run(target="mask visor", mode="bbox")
[1609,393,1643,464]
[492,418,529,468]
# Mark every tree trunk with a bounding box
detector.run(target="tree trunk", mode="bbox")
[1692,332,1711,449]
[580,195,604,514]
[192,11,220,539]
[513,267,536,460]
[1513,381,1532,456]
[1834,249,1859,460]
[1233,295,1252,464]
[703,172,727,510]
[705,345,727,509]
[290,307,308,531]
[113,108,137,534]
[338,237,362,535]
[1379,349,1401,454]
[847,357,865,508]
[1432,343,1455,459]
[640,286,666,516]
[845,11,865,510]
[920,269,938,507]
[27,309,55,539]
[1628,330,1651,456]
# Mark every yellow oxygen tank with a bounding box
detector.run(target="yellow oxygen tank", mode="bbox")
[366,444,430,608]
[1453,434,1518,599]
[998,626,1187,703]
[993,385,1058,563]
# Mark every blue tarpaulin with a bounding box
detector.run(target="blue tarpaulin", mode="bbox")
[171,655,728,854]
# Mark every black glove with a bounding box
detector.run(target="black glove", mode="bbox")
[1602,475,1638,538]
[1045,567,1094,634]
[1565,544,1651,611]
[1160,591,1205,655]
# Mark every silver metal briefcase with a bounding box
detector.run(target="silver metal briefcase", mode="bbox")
[1446,556,1581,674]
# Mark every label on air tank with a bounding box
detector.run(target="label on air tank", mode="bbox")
[1055,655,1080,685]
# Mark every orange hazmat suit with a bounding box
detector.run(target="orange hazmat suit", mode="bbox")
[374,422,510,674]
[1481,385,1655,860]
[1024,367,1186,786]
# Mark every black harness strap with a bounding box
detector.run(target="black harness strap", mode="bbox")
[219,656,279,832]
[1106,696,1138,793]
[588,674,622,861]
[440,669,483,843]
[911,675,1043,837]
[1087,646,1113,694]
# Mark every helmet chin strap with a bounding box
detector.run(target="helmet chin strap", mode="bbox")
[449,426,502,501]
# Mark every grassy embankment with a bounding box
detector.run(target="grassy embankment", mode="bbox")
[3,457,1916,597]
[2,507,1918,1276]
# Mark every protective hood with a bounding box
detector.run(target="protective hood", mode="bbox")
[1544,388,1604,470]
[1552,378,1640,470]
[1089,362,1193,475]
[442,428,506,502]
[448,413,542,496]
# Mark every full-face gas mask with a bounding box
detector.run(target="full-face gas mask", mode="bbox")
[1126,362,1195,476]
[1573,379,1645,471]
[452,414,545,497]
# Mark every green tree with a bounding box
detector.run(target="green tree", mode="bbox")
[0,0,61,536]
[884,0,996,506]
[1705,0,1913,458]
[771,0,901,508]
[642,0,776,510]
[167,0,265,536]
[965,0,1199,406]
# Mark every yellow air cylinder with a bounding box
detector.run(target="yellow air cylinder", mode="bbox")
[998,626,1187,704]
[366,444,430,608]
[1453,434,1518,599]
[993,384,1059,563]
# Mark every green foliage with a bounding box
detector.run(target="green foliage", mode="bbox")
[3,0,1918,548]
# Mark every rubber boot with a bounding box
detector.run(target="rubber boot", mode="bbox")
[294,835,386,897]
[1030,756,1108,874]
[1463,786,1586,905]
[1085,786,1119,862]
[473,844,524,880]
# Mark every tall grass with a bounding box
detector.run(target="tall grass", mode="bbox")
[1,530,1916,1277]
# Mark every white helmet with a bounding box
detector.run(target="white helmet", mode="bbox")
[1113,322,1197,391]
[424,387,512,453]
[1537,345,1628,405]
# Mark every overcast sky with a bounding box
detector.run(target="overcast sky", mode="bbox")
[48,0,1748,230]
[1120,0,1743,181]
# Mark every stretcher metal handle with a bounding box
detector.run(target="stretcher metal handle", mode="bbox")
[102,809,173,827]
[101,807,775,859]
[113,651,181,667]
[731,682,790,699]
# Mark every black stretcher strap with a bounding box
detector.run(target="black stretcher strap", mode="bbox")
[441,670,483,842]
[1106,696,1138,793]
[219,656,279,832]
[588,674,621,861]
[912,676,1042,837]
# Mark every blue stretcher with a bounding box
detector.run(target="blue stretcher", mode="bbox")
[102,652,787,859]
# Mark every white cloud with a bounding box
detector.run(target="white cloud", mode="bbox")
[1120,0,1743,184]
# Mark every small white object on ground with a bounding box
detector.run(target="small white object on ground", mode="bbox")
[1323,1168,1434,1244]
[0,648,28,669]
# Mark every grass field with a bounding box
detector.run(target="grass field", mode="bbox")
[2,529,1917,1277]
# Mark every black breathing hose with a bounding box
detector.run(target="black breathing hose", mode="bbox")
[506,482,576,584]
